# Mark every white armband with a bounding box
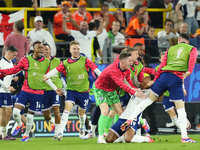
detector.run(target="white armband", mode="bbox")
[94,68,101,76]
[46,79,58,91]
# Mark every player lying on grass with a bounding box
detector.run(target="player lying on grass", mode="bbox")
[106,75,156,143]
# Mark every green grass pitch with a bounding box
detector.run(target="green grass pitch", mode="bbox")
[0,135,200,150]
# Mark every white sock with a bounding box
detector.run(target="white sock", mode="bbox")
[60,110,70,132]
[79,114,86,129]
[55,123,60,135]
[6,123,9,134]
[113,136,125,143]
[129,98,154,120]
[131,135,149,143]
[91,124,97,135]
[13,108,22,127]
[0,126,6,138]
[177,108,188,138]
[171,115,180,128]
[24,114,34,137]
[49,117,55,125]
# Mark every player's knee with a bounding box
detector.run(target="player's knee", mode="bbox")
[116,110,123,116]
[124,136,132,143]
[52,107,60,116]
[43,112,51,121]
[106,136,114,143]
[7,109,12,116]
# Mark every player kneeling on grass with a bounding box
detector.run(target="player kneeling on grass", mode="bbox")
[106,75,155,143]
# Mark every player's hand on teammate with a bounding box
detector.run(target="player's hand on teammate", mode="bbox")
[120,119,132,131]
[43,75,48,82]
[135,91,147,99]
[7,86,16,92]
[182,71,191,79]
[147,80,154,87]
[55,88,64,96]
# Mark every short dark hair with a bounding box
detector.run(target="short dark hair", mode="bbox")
[7,45,18,52]
[165,19,174,26]
[134,4,143,14]
[179,33,190,41]
[134,43,144,47]
[43,43,51,49]
[119,52,132,60]
[142,54,151,65]
[150,74,155,80]
[119,26,125,32]
[101,3,109,8]
[94,20,100,29]
[33,41,42,48]
[14,20,24,32]
[88,22,96,31]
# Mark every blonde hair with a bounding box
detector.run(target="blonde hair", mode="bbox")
[70,41,80,48]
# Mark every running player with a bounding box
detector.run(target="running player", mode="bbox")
[43,41,101,140]
[42,43,63,140]
[0,41,63,141]
[121,33,198,143]
[0,46,18,140]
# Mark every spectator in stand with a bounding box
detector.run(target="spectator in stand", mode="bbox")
[143,26,159,63]
[107,20,125,60]
[113,9,126,28]
[143,26,157,46]
[164,0,173,19]
[119,27,126,37]
[176,0,200,35]
[93,4,116,32]
[28,16,57,56]
[62,13,103,60]
[72,0,92,30]
[125,10,149,38]
[88,21,105,64]
[179,23,188,34]
[54,1,74,41]
[129,4,144,23]
[147,0,165,28]
[157,19,179,48]
[103,0,117,15]
[2,20,29,63]
[124,0,145,25]
[39,0,58,28]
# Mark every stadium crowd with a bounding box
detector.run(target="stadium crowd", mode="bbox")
[0,0,199,144]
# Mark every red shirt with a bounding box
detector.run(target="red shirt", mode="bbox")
[0,56,50,95]
[154,47,198,81]
[143,67,156,75]
[95,63,137,95]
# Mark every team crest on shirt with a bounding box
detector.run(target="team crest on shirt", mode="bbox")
[99,97,103,101]
[4,100,7,104]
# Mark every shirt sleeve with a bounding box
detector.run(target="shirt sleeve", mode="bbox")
[0,57,26,75]
[56,61,67,75]
[178,0,187,5]
[133,19,140,30]
[71,30,78,38]
[154,50,168,81]
[143,67,156,75]
[188,47,198,73]
[110,70,136,95]
[85,58,98,71]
